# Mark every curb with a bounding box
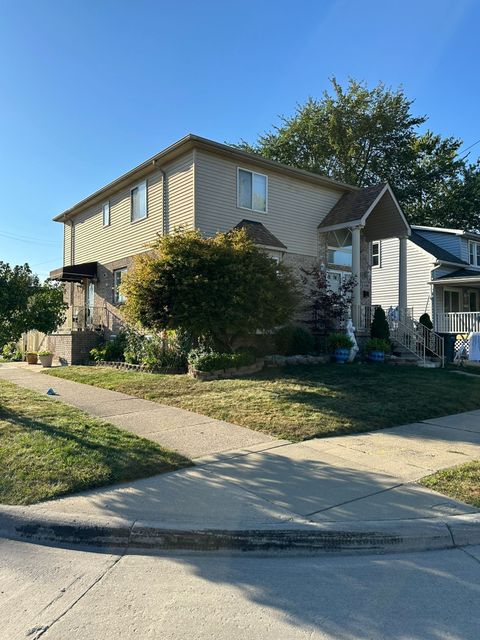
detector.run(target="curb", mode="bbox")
[1,505,480,555]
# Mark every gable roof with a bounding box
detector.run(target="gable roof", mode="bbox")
[233,219,287,249]
[318,183,387,230]
[410,231,467,265]
[54,134,357,222]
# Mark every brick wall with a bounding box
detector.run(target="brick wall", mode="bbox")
[48,331,101,365]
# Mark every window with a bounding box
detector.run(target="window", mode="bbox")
[131,181,147,221]
[327,270,352,296]
[113,268,127,304]
[469,241,480,266]
[444,289,461,313]
[372,241,380,267]
[237,168,267,213]
[102,202,110,227]
[327,229,352,267]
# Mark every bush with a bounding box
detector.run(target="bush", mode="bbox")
[327,333,354,351]
[123,328,192,372]
[274,325,315,355]
[370,306,390,340]
[37,350,53,356]
[89,333,128,362]
[419,313,433,330]
[1,342,23,361]
[188,349,256,372]
[365,338,391,354]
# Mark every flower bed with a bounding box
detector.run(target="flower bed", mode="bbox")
[188,359,265,381]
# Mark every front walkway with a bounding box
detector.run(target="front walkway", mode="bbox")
[1,362,479,527]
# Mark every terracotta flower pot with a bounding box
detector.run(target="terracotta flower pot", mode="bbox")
[26,353,38,365]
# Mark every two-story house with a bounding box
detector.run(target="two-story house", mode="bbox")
[49,134,410,364]
[372,225,480,336]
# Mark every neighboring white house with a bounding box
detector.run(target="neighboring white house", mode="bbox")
[372,225,480,334]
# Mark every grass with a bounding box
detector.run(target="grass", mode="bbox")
[44,363,480,441]
[0,379,191,505]
[421,461,480,508]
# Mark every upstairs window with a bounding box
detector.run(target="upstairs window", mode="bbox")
[372,241,381,267]
[131,181,147,222]
[102,201,110,227]
[469,240,480,266]
[327,229,352,267]
[113,267,127,304]
[238,168,267,213]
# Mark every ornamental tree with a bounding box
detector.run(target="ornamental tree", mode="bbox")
[0,262,67,346]
[121,229,297,351]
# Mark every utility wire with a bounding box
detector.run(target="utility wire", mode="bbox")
[0,230,57,245]
[457,138,480,158]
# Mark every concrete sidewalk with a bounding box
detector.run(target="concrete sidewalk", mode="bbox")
[0,363,279,459]
[1,362,480,553]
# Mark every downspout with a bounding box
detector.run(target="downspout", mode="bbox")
[152,159,167,236]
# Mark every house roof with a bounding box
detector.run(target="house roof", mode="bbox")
[411,225,480,241]
[436,268,480,280]
[233,219,287,249]
[53,134,357,222]
[410,230,467,265]
[317,183,387,230]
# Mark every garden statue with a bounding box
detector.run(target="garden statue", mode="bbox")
[346,319,359,362]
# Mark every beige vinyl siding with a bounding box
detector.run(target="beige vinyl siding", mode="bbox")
[63,223,72,265]
[194,150,342,256]
[165,152,195,232]
[371,238,435,318]
[67,151,194,265]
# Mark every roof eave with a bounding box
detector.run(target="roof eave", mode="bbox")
[54,134,357,223]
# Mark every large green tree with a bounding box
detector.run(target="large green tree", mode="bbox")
[121,229,297,351]
[0,262,67,346]
[236,78,478,227]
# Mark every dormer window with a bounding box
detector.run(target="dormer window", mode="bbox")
[469,240,480,267]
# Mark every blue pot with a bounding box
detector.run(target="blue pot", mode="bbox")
[369,350,385,362]
[334,348,350,363]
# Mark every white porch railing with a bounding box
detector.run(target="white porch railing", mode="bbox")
[435,312,480,334]
[388,317,444,365]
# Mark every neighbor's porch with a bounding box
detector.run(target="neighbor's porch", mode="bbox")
[432,272,480,334]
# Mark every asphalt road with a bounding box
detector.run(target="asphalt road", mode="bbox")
[1,538,480,640]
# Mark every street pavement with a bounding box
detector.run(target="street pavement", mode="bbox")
[1,537,480,639]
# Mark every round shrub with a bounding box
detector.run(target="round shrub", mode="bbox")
[274,325,315,356]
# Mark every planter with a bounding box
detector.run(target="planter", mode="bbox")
[333,348,350,363]
[26,353,38,365]
[38,354,54,368]
[368,350,385,362]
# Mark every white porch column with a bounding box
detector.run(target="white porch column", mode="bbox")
[352,225,362,326]
[399,236,408,318]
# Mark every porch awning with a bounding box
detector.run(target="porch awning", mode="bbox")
[431,269,480,286]
[49,261,98,283]
[318,182,410,241]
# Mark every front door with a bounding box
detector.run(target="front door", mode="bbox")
[86,281,95,327]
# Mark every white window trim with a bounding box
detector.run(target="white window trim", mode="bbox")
[130,180,148,223]
[113,267,127,304]
[443,287,462,313]
[468,240,480,267]
[236,167,268,214]
[102,201,110,227]
[371,241,381,268]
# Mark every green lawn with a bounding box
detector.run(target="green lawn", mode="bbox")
[421,461,480,508]
[44,364,480,441]
[0,380,190,505]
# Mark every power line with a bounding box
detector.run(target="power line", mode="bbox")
[0,230,57,245]
[457,138,480,157]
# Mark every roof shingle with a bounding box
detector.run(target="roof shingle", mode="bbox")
[233,219,287,249]
[318,183,386,230]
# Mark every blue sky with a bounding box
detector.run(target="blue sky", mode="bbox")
[0,0,479,278]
